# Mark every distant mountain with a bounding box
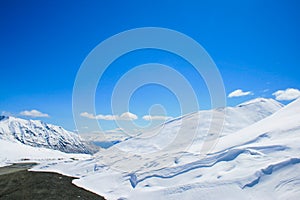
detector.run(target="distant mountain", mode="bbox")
[0,116,91,154]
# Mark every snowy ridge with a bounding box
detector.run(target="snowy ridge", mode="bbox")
[115,97,283,154]
[241,157,300,188]
[237,97,283,107]
[0,116,91,154]
[128,146,281,188]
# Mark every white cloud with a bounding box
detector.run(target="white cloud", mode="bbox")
[120,112,138,120]
[228,89,253,98]
[80,112,137,120]
[20,109,49,118]
[80,112,94,119]
[272,88,300,101]
[142,115,172,121]
[80,112,117,120]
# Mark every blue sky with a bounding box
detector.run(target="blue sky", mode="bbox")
[0,0,300,132]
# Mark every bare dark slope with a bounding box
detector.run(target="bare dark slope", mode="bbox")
[0,163,105,200]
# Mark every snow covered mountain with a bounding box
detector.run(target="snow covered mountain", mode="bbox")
[80,98,283,153]
[115,97,283,154]
[0,116,91,154]
[28,97,300,200]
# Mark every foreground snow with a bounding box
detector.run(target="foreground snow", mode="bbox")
[28,98,300,199]
[0,139,91,167]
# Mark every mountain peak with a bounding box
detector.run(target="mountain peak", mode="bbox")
[0,116,91,154]
[237,98,283,108]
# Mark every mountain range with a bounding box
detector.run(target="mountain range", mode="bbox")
[1,97,299,200]
[0,116,90,154]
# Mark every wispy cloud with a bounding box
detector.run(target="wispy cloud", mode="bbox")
[20,109,49,118]
[142,115,172,121]
[104,127,125,133]
[1,111,13,116]
[262,89,269,93]
[228,89,253,98]
[272,88,300,101]
[80,111,137,120]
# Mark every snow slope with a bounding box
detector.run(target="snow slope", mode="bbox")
[115,97,283,154]
[29,98,300,200]
[0,139,91,167]
[0,116,91,154]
